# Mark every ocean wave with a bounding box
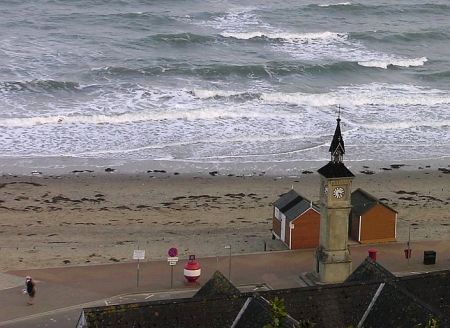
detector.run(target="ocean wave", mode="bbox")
[418,70,450,81]
[141,32,214,44]
[358,57,427,69]
[0,80,82,93]
[220,31,347,43]
[317,2,352,7]
[361,121,450,130]
[188,83,450,108]
[90,60,368,80]
[351,30,450,43]
[0,108,280,127]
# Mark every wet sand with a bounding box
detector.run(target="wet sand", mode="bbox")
[0,166,449,271]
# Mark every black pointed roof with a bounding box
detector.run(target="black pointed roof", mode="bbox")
[329,117,345,156]
[193,270,240,299]
[345,257,396,283]
[318,161,355,178]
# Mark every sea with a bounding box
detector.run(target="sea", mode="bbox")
[1,0,449,175]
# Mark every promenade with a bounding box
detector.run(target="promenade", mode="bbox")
[0,239,449,328]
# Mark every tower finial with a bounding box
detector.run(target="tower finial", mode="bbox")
[338,105,341,121]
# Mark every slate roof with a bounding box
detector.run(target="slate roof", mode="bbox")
[351,188,397,217]
[317,161,354,178]
[231,295,300,328]
[273,189,302,212]
[193,271,240,299]
[79,268,450,328]
[79,295,247,328]
[273,189,319,223]
[345,257,396,283]
[284,200,319,223]
[398,270,450,319]
[362,281,447,328]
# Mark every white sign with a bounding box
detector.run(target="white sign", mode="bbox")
[167,256,178,266]
[133,249,145,260]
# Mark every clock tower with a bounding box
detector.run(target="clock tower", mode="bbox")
[314,114,354,283]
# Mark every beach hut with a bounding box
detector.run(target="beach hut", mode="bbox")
[272,190,320,249]
[350,188,397,244]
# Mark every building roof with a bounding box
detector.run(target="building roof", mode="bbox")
[284,199,319,223]
[79,268,450,328]
[274,189,319,222]
[361,281,446,328]
[351,188,397,217]
[273,189,302,212]
[345,257,396,283]
[317,161,354,179]
[193,271,240,299]
[398,270,450,318]
[231,295,300,328]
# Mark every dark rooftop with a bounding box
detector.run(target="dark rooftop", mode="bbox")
[318,161,354,179]
[79,268,450,328]
[193,271,240,299]
[273,189,302,212]
[345,257,396,283]
[351,188,397,217]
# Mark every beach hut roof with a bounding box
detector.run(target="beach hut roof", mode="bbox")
[284,198,319,222]
[273,189,302,212]
[351,188,397,217]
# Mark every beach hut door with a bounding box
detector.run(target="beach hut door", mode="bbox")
[281,215,286,241]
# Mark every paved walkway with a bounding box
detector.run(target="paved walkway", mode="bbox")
[0,240,449,328]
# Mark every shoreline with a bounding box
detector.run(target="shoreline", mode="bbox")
[0,156,449,177]
[0,165,449,272]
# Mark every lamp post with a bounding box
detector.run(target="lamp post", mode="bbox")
[398,217,412,264]
[224,245,231,280]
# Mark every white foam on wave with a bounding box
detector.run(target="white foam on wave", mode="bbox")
[0,107,283,127]
[358,57,428,69]
[192,89,249,99]
[261,83,450,107]
[318,2,352,7]
[361,120,450,130]
[220,31,347,42]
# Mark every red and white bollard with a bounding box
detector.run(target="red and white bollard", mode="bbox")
[184,255,201,282]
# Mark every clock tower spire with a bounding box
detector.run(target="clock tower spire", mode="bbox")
[314,110,354,283]
[329,107,345,163]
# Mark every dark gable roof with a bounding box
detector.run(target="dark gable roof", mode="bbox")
[274,189,319,222]
[193,271,240,299]
[398,270,450,319]
[285,200,319,223]
[273,189,301,212]
[317,161,354,178]
[81,295,247,328]
[262,283,379,327]
[362,281,447,328]
[79,268,450,328]
[345,257,396,283]
[231,295,299,328]
[351,188,397,217]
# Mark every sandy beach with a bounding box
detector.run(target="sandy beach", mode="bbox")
[0,165,449,271]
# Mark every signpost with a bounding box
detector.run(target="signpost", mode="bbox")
[133,248,145,288]
[167,247,178,288]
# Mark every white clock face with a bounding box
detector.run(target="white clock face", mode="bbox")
[333,187,345,199]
